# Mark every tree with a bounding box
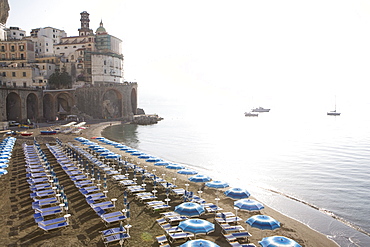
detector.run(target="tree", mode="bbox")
[48,67,72,89]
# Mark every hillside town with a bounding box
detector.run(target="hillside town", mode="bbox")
[0,11,124,89]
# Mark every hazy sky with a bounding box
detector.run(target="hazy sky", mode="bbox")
[6,0,370,110]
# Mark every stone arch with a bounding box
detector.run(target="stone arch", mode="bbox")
[56,92,75,115]
[26,93,39,121]
[102,89,122,118]
[131,88,137,115]
[6,92,21,121]
[43,94,54,121]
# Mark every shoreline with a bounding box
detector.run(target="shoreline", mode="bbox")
[0,121,338,246]
[94,121,338,247]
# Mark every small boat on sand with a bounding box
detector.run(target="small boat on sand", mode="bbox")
[40,130,57,135]
[20,131,33,136]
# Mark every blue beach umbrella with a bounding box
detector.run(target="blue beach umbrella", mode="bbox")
[146,157,162,163]
[234,199,264,211]
[0,169,8,175]
[259,236,301,247]
[131,151,143,156]
[119,147,130,151]
[246,215,280,230]
[224,187,250,199]
[180,239,220,247]
[154,161,170,166]
[174,202,205,217]
[0,164,8,168]
[178,169,198,176]
[189,174,211,183]
[178,219,215,235]
[205,180,229,189]
[138,154,151,159]
[166,163,185,170]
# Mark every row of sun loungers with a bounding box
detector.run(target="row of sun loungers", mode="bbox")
[51,140,133,246]
[47,144,130,227]
[23,142,70,232]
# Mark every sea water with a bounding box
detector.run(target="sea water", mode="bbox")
[102,94,370,246]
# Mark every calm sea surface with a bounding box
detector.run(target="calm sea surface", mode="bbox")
[102,94,370,246]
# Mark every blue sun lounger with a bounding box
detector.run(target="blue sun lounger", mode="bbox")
[100,227,126,237]
[90,201,114,208]
[32,198,58,209]
[38,216,66,227]
[102,215,127,225]
[168,232,194,243]
[99,210,123,219]
[103,233,130,246]
[35,205,62,214]
[38,221,69,231]
[223,231,252,242]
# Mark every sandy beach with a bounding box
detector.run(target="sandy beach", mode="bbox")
[0,121,338,246]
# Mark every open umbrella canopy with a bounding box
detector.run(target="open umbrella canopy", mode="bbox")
[166,163,185,170]
[259,236,301,247]
[234,199,264,211]
[154,161,170,166]
[178,169,198,175]
[246,215,280,230]
[138,154,151,159]
[189,174,211,183]
[224,187,250,199]
[178,219,215,235]
[180,239,220,247]
[205,180,229,189]
[175,202,205,217]
[0,169,8,175]
[146,157,162,163]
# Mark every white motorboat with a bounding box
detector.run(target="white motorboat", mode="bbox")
[244,112,258,117]
[251,107,270,112]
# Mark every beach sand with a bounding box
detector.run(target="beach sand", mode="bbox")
[0,121,338,246]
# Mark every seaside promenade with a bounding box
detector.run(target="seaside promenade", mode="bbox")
[0,122,338,246]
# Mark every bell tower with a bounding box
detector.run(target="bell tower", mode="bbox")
[78,11,93,36]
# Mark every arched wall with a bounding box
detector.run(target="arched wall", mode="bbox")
[43,93,54,121]
[6,92,22,121]
[102,89,123,118]
[26,93,39,121]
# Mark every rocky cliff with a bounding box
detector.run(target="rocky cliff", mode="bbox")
[0,0,10,24]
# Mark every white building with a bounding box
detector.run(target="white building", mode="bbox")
[29,27,67,58]
[6,26,26,40]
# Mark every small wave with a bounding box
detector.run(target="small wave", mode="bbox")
[263,187,370,238]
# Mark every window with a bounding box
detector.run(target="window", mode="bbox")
[56,47,60,50]
[1,54,5,60]
[1,45,4,51]
[2,72,6,76]
[104,60,106,65]
[11,54,15,59]
[12,72,16,77]
[11,46,15,51]
[19,45,24,50]
[46,49,48,52]
[23,72,26,77]
[73,46,76,48]
[64,47,67,49]
[20,54,24,59]
[104,69,107,74]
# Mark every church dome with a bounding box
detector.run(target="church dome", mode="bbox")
[96,20,107,34]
